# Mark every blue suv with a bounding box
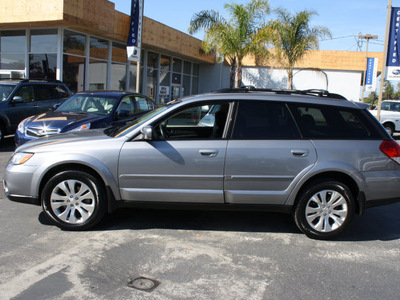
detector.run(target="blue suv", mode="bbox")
[15,91,156,146]
[0,79,71,142]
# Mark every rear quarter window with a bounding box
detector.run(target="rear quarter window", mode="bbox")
[290,103,382,139]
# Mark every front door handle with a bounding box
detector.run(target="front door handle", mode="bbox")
[199,149,219,157]
[291,149,309,157]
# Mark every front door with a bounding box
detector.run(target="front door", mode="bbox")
[118,102,231,203]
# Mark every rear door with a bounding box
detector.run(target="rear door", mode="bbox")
[224,100,317,205]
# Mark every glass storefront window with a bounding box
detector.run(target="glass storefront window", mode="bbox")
[89,59,107,90]
[64,30,86,57]
[192,76,199,95]
[146,69,157,99]
[147,52,158,69]
[193,63,200,76]
[160,55,170,72]
[184,61,191,75]
[0,30,25,53]
[0,54,25,70]
[129,62,138,92]
[63,55,85,93]
[90,37,108,60]
[112,42,126,63]
[173,58,182,73]
[182,75,191,96]
[30,29,57,52]
[29,54,57,79]
[111,63,127,91]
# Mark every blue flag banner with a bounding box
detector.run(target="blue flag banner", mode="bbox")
[386,7,400,80]
[127,0,143,62]
[366,57,378,92]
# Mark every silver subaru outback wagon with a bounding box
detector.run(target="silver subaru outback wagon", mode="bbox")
[4,88,400,239]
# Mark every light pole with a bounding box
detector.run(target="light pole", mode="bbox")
[359,34,378,101]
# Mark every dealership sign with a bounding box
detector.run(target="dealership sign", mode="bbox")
[387,7,400,80]
[366,57,378,92]
[127,0,143,62]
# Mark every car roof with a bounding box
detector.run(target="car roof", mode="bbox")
[73,91,144,97]
[176,91,368,110]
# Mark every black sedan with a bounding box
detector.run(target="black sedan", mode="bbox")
[15,91,156,146]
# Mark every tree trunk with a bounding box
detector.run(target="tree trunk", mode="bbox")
[235,59,242,88]
[287,69,293,90]
[229,57,237,89]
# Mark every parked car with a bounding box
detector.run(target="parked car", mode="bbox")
[0,79,71,142]
[369,101,400,136]
[15,91,156,146]
[4,88,400,239]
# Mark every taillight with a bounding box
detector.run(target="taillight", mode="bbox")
[379,140,400,164]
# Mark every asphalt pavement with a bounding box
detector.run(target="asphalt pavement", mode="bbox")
[0,135,400,300]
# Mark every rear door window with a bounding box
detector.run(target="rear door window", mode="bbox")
[33,85,57,101]
[135,96,155,113]
[232,101,301,139]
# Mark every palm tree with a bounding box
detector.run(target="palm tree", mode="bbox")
[188,0,271,88]
[268,9,331,89]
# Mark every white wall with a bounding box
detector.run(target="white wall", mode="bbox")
[199,63,363,101]
[242,67,362,101]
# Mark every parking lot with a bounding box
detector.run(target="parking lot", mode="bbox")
[0,135,400,300]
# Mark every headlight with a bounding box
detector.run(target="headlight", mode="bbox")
[17,119,27,134]
[11,152,34,165]
[70,123,91,132]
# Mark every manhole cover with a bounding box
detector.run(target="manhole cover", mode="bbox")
[128,277,161,292]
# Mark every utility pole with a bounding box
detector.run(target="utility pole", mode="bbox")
[359,34,378,101]
[377,0,392,121]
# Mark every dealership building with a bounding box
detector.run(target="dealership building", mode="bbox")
[0,0,384,102]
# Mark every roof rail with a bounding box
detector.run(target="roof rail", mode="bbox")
[20,79,63,83]
[212,86,347,100]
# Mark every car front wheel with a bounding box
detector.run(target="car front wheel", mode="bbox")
[42,170,106,230]
[294,180,355,239]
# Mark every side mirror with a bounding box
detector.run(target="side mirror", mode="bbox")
[12,96,24,103]
[116,110,130,119]
[52,103,61,110]
[141,126,153,140]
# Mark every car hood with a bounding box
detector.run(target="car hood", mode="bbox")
[24,111,108,131]
[16,129,117,153]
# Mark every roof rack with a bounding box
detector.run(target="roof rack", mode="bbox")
[20,79,63,83]
[212,86,347,100]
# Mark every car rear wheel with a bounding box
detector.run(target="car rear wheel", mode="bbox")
[294,180,355,239]
[42,170,106,230]
[384,123,394,136]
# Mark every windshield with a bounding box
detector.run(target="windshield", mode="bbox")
[0,84,16,101]
[107,106,169,137]
[57,94,119,115]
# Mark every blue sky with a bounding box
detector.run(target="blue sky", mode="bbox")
[113,0,394,53]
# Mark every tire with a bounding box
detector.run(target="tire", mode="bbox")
[294,180,355,240]
[42,170,106,230]
[0,123,4,143]
[384,123,394,136]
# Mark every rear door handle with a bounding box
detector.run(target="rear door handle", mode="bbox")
[199,149,219,157]
[291,149,309,157]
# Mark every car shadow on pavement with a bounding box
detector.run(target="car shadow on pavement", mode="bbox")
[38,202,400,242]
[0,136,16,152]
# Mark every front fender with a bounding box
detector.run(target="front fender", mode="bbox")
[31,153,120,201]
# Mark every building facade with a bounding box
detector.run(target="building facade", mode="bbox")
[0,0,384,102]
